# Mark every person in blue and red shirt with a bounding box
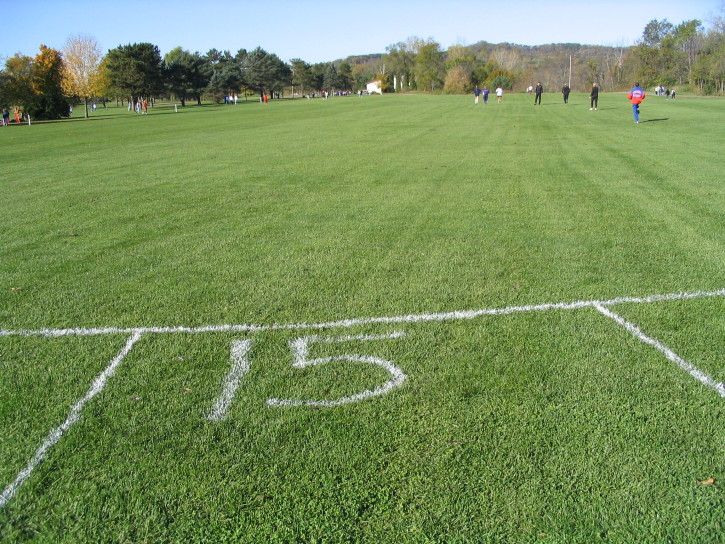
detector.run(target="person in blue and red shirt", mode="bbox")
[628,83,646,123]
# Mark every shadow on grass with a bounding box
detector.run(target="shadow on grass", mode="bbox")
[641,118,669,123]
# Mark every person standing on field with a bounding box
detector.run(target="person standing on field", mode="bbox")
[562,84,570,104]
[496,86,503,103]
[482,86,490,104]
[534,82,543,105]
[474,86,480,104]
[628,82,646,123]
[589,83,599,110]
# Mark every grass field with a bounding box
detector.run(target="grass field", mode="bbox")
[1,91,724,543]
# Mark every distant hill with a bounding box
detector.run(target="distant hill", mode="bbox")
[334,41,631,92]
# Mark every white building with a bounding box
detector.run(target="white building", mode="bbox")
[366,80,383,95]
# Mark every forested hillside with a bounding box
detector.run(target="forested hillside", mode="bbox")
[339,15,724,95]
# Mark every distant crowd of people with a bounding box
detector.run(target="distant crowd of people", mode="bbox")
[127,98,149,114]
[1,107,25,125]
[476,82,677,123]
[0,82,677,127]
[654,85,676,99]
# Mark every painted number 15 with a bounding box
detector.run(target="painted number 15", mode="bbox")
[206,331,407,421]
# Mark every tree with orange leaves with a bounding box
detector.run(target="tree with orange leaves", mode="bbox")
[23,45,69,120]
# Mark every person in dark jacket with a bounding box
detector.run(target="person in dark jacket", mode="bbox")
[589,83,599,110]
[534,82,543,105]
[562,84,570,104]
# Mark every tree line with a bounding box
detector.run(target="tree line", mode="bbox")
[374,11,724,96]
[1,8,722,121]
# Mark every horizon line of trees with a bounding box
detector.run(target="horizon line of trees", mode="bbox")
[1,7,723,120]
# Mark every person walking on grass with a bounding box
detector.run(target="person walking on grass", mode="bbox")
[589,82,599,110]
[628,82,646,124]
[534,82,543,105]
[496,86,503,103]
[562,84,570,104]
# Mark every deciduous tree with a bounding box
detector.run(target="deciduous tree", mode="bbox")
[2,54,34,108]
[415,39,444,91]
[443,65,470,94]
[61,34,104,117]
[384,39,418,91]
[28,45,68,120]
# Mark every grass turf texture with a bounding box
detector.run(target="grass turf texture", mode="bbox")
[1,92,723,542]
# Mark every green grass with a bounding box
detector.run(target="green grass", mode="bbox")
[1,92,723,543]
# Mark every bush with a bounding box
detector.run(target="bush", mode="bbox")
[25,93,70,120]
[443,66,471,94]
[488,70,514,91]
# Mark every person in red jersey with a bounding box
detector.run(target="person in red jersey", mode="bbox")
[628,83,646,123]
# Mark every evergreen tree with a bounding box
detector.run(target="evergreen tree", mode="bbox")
[165,47,209,106]
[242,47,290,98]
[105,43,164,103]
[322,63,339,92]
[290,58,313,96]
[337,62,353,91]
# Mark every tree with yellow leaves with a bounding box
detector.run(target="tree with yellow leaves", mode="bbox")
[28,45,68,120]
[61,34,105,118]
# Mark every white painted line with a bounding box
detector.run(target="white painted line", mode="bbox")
[1,288,723,338]
[206,339,252,421]
[1,289,723,510]
[594,304,725,398]
[0,331,143,510]
[271,332,408,408]
[291,331,407,366]
[267,355,407,408]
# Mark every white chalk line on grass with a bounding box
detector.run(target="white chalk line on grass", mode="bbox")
[290,331,408,367]
[594,304,725,398]
[1,288,723,339]
[266,355,407,408]
[206,339,252,422]
[268,331,408,408]
[207,332,409,417]
[1,288,723,510]
[0,331,143,510]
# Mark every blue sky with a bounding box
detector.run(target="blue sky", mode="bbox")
[0,0,721,63]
